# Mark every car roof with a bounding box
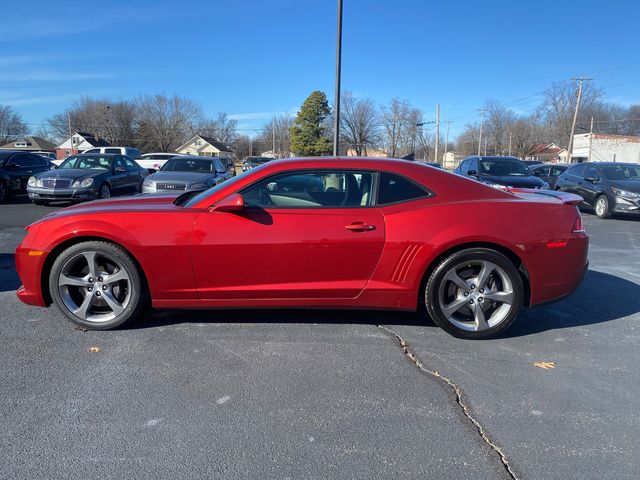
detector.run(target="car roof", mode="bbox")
[583,162,638,166]
[477,156,523,161]
[166,155,215,161]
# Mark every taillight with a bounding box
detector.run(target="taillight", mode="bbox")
[572,214,585,233]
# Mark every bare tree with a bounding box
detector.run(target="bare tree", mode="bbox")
[135,94,203,152]
[0,105,28,144]
[258,114,295,158]
[339,92,380,155]
[198,112,238,144]
[381,98,411,157]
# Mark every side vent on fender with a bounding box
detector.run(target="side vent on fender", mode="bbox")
[391,244,423,283]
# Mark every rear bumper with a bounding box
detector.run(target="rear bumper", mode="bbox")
[529,234,589,306]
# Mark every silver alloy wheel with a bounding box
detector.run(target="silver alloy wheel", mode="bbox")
[438,260,515,332]
[596,197,607,216]
[99,184,110,199]
[57,250,130,323]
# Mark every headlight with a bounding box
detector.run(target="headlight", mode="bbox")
[190,182,207,190]
[72,178,94,188]
[612,187,640,199]
[28,176,36,187]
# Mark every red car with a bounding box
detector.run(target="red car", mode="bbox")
[15,158,588,339]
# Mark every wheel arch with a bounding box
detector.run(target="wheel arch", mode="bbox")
[40,235,149,305]
[417,241,531,309]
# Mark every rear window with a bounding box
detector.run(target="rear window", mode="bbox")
[566,164,586,177]
[377,172,429,205]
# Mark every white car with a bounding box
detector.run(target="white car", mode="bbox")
[52,147,142,166]
[136,152,184,171]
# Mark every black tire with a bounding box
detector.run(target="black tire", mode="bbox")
[425,248,523,339]
[98,183,111,199]
[594,194,612,219]
[49,241,147,330]
[0,181,6,203]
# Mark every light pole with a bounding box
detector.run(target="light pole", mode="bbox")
[332,0,343,156]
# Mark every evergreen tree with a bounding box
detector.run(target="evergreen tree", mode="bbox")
[289,91,332,156]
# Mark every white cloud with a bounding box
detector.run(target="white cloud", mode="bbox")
[0,71,118,82]
[0,93,81,107]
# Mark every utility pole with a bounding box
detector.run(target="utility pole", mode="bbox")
[249,136,253,157]
[443,121,452,160]
[67,112,73,157]
[567,77,593,163]
[484,138,487,156]
[588,116,594,162]
[477,108,485,156]
[508,131,512,156]
[332,0,343,156]
[434,104,440,164]
[272,126,276,158]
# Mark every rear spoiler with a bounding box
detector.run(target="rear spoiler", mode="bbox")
[507,188,583,206]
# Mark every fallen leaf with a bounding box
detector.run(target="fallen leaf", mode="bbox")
[88,346,101,353]
[74,325,88,332]
[532,361,555,369]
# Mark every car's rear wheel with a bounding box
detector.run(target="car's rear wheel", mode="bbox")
[594,195,612,219]
[49,241,147,330]
[98,184,111,199]
[425,248,523,339]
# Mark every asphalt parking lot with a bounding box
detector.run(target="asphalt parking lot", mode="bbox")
[1,197,639,480]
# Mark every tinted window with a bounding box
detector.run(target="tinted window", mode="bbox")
[214,159,226,173]
[601,164,640,181]
[584,165,599,179]
[113,157,126,171]
[479,158,530,176]
[550,166,566,177]
[10,153,37,167]
[377,172,429,205]
[566,164,586,177]
[534,165,550,176]
[84,148,100,154]
[469,158,479,173]
[458,158,470,173]
[162,158,213,172]
[30,154,48,166]
[105,148,121,154]
[60,155,112,170]
[242,171,374,208]
[123,157,139,171]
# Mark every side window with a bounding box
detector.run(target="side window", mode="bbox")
[458,159,470,173]
[584,165,599,179]
[566,164,586,177]
[469,158,479,173]
[536,166,550,176]
[242,170,374,208]
[10,153,34,167]
[214,159,225,173]
[114,157,126,171]
[105,148,121,154]
[84,148,99,154]
[123,157,138,171]
[551,166,565,177]
[377,172,429,205]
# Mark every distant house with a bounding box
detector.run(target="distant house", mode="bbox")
[572,133,640,164]
[176,135,234,158]
[442,151,463,169]
[0,136,57,152]
[525,143,569,163]
[56,131,111,160]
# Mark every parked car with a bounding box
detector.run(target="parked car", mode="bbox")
[0,151,53,202]
[426,162,444,169]
[52,147,143,167]
[529,163,568,189]
[136,152,184,171]
[242,156,273,171]
[217,156,236,176]
[16,158,588,340]
[27,153,147,205]
[142,155,232,194]
[455,156,549,189]
[554,162,640,219]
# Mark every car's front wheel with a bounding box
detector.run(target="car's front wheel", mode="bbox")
[594,195,612,219]
[49,241,147,330]
[98,184,111,199]
[425,248,523,339]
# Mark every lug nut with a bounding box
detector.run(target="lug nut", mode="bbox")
[463,292,469,297]
[88,278,94,283]
[102,285,107,291]
[468,299,474,305]
[470,284,476,290]
[96,291,101,296]
[98,277,103,282]
[88,287,93,292]
[479,288,484,294]
[478,297,484,303]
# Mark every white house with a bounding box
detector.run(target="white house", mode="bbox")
[56,131,111,160]
[176,135,234,158]
[572,133,640,163]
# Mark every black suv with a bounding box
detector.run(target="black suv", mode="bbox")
[0,151,53,202]
[554,162,640,219]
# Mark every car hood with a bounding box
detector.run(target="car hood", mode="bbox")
[479,174,544,188]
[609,180,640,193]
[35,168,107,180]
[146,171,215,183]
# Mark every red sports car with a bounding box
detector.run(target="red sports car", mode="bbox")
[15,158,588,339]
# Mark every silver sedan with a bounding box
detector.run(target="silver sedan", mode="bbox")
[142,156,232,194]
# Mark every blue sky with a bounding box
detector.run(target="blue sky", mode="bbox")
[1,0,639,138]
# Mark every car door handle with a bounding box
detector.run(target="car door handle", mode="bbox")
[345,223,376,232]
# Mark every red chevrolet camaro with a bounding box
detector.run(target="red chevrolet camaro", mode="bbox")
[15,158,588,339]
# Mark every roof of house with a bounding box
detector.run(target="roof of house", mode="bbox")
[591,133,640,143]
[177,134,233,153]
[0,135,57,150]
[526,143,566,156]
[72,132,111,148]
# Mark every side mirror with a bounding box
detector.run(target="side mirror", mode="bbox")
[467,169,478,176]
[212,193,244,212]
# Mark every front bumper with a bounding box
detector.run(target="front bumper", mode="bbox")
[15,224,49,307]
[613,196,640,214]
[27,186,99,201]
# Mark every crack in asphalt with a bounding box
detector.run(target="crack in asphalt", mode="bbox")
[378,325,520,480]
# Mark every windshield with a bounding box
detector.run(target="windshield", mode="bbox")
[182,171,249,207]
[161,158,212,173]
[59,155,112,170]
[480,159,531,176]
[246,157,271,164]
[601,164,640,181]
